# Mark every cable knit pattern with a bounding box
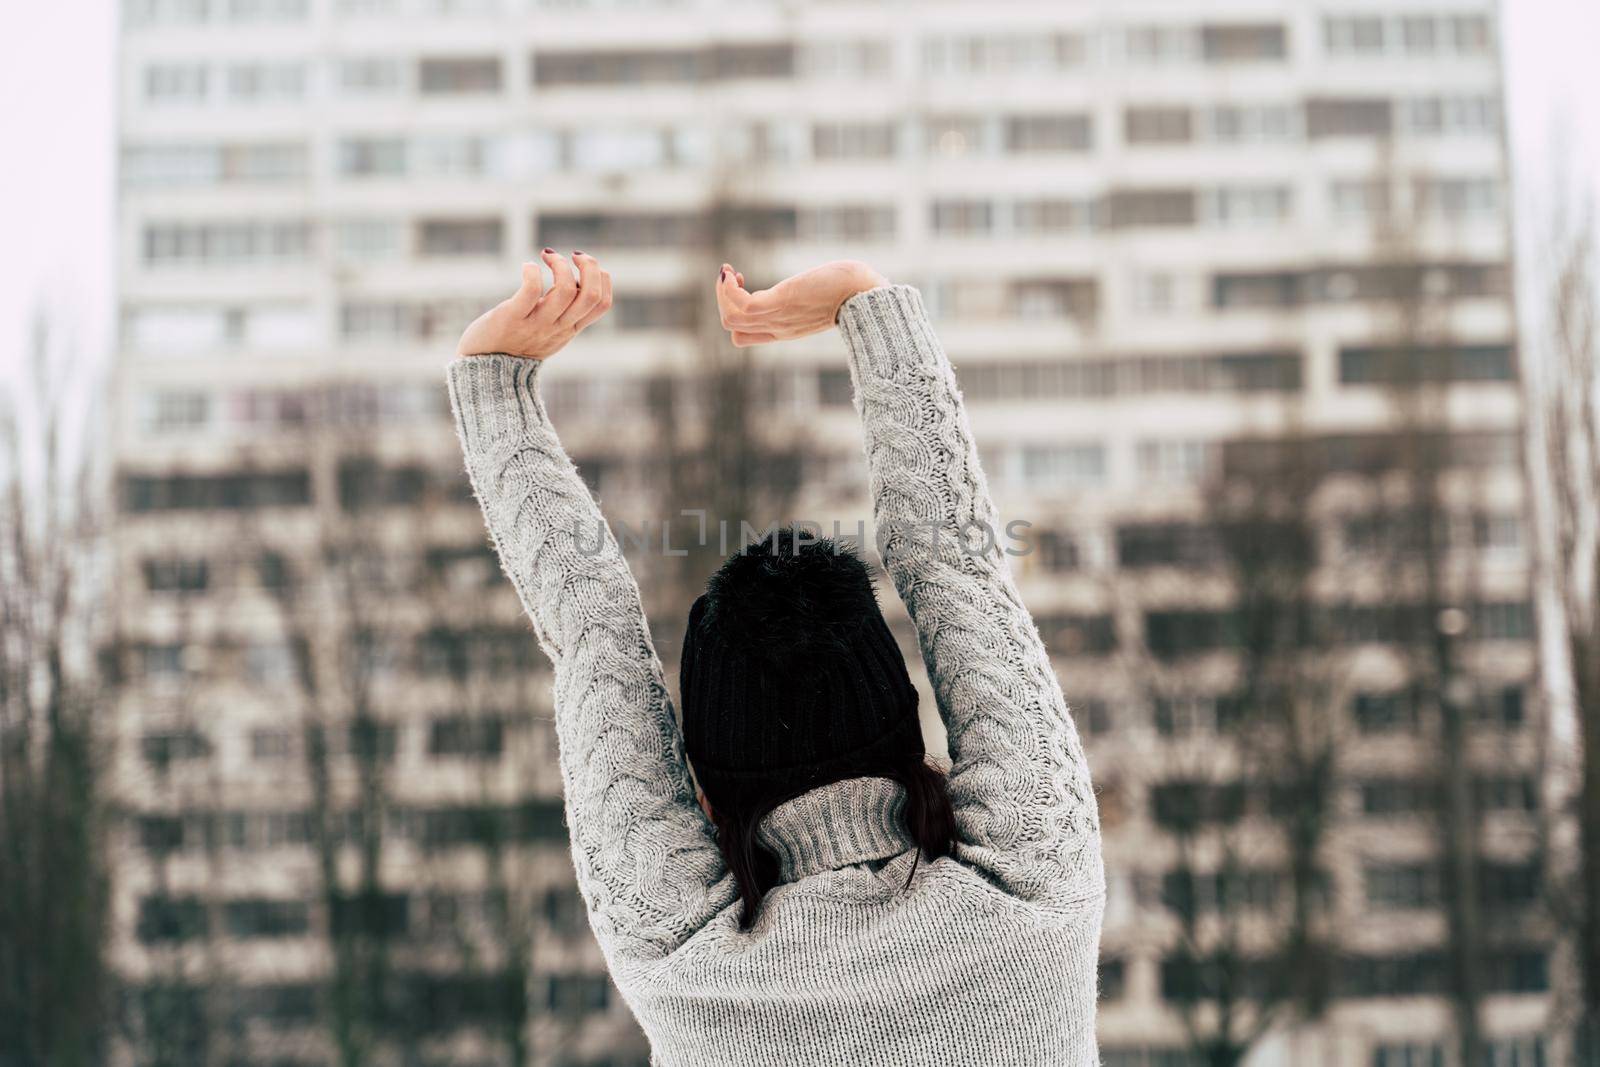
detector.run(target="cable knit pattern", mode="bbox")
[446,285,1104,1067]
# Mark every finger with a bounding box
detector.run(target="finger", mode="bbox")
[557,252,604,327]
[507,261,545,317]
[717,265,777,328]
[572,268,613,332]
[532,248,578,321]
[730,330,778,348]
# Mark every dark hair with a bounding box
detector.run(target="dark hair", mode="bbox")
[707,753,958,930]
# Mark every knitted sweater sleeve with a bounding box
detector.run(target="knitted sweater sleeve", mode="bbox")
[446,355,732,962]
[836,285,1104,909]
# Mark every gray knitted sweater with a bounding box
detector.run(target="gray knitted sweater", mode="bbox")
[446,285,1104,1066]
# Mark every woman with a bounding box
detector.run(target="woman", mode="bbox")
[448,251,1104,1066]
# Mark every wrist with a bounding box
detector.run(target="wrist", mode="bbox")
[833,262,889,323]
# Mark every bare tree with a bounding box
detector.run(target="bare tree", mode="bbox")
[0,309,113,1067]
[1114,420,1346,1067]
[1525,156,1600,1058]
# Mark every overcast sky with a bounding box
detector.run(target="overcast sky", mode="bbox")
[0,0,1596,387]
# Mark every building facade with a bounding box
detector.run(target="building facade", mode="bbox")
[113,1,1543,1064]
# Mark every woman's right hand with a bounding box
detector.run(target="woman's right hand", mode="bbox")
[715,259,888,347]
[456,249,612,359]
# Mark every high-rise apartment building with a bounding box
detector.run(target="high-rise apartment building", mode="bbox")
[113,1,1542,1064]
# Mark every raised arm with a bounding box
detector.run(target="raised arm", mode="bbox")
[449,252,731,963]
[715,262,1102,908]
[836,285,1102,908]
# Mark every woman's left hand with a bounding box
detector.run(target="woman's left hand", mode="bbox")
[456,249,613,359]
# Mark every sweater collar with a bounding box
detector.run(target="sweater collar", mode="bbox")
[756,777,915,882]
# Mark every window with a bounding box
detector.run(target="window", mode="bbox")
[251,729,292,760]
[812,121,897,161]
[1034,530,1080,572]
[221,0,308,21]
[1144,611,1237,659]
[542,886,588,935]
[1474,514,1522,551]
[615,294,697,331]
[245,642,296,685]
[417,218,502,257]
[1213,272,1300,309]
[126,303,230,350]
[1124,25,1198,65]
[1358,778,1435,816]
[143,221,312,267]
[428,716,504,758]
[418,56,502,94]
[339,57,404,94]
[339,137,406,177]
[144,63,208,103]
[544,974,611,1015]
[1132,272,1177,315]
[1018,443,1107,490]
[537,211,703,250]
[1108,189,1196,229]
[1324,16,1385,55]
[1415,177,1499,220]
[224,62,305,102]
[1201,23,1287,62]
[1117,523,1218,568]
[140,390,210,433]
[930,199,994,236]
[1331,179,1391,220]
[1449,15,1493,55]
[1125,107,1192,145]
[1364,863,1438,909]
[330,893,409,939]
[1010,278,1097,321]
[1162,868,1281,912]
[141,729,211,768]
[1307,98,1393,139]
[924,114,987,158]
[1208,103,1298,143]
[336,219,404,261]
[533,48,701,87]
[137,896,208,943]
[125,0,209,26]
[570,128,668,171]
[1004,114,1091,153]
[923,32,1086,76]
[797,205,896,242]
[1352,691,1420,733]
[1338,344,1515,384]
[1099,957,1126,1001]
[711,43,794,80]
[341,297,476,342]
[1036,614,1117,656]
[1203,185,1292,227]
[1012,198,1097,235]
[799,39,892,79]
[224,898,309,939]
[124,471,312,512]
[414,134,491,177]
[1135,440,1215,485]
[1476,601,1533,640]
[1373,1043,1445,1067]
[143,556,210,592]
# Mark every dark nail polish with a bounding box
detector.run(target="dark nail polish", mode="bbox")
[573,249,584,256]
[543,247,554,254]
[719,267,727,281]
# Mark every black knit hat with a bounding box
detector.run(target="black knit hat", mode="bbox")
[679,530,924,813]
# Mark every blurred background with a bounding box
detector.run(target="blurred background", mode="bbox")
[2,1,1598,1065]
